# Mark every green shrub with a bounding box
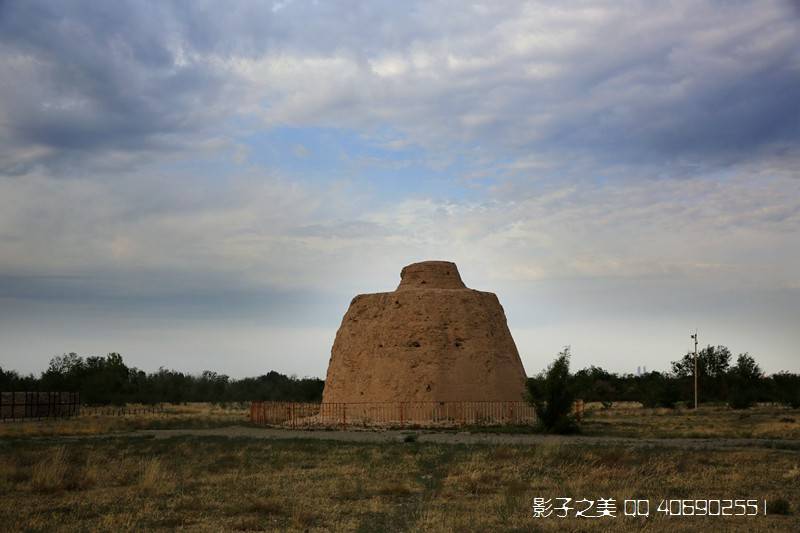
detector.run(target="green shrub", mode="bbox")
[773,372,800,409]
[727,353,761,410]
[639,372,680,408]
[527,348,579,434]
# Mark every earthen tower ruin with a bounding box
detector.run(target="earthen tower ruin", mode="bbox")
[322,261,528,403]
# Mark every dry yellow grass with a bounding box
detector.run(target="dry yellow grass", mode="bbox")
[0,436,797,531]
[0,402,248,438]
[1,403,798,531]
[138,457,175,494]
[4,401,798,441]
[581,402,800,439]
[30,446,69,493]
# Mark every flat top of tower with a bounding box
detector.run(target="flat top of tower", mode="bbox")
[396,260,467,291]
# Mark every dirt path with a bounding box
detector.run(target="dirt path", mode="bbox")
[127,425,800,452]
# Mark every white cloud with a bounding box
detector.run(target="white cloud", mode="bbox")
[2,1,797,177]
[189,0,798,173]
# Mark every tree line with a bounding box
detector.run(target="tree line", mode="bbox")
[0,352,324,405]
[2,345,798,409]
[528,345,800,411]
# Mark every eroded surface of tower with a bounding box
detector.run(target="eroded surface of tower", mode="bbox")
[322,261,528,403]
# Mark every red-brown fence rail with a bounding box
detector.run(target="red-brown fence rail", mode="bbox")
[250,401,538,429]
[0,392,80,421]
[79,404,165,417]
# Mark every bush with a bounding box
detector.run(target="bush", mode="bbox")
[639,372,680,408]
[527,348,579,434]
[772,372,800,409]
[728,388,755,410]
[727,354,761,410]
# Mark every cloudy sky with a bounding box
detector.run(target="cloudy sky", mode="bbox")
[1,0,798,378]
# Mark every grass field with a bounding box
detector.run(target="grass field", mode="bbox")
[1,403,798,531]
[3,401,799,440]
[1,436,797,532]
[0,403,249,438]
[580,402,800,440]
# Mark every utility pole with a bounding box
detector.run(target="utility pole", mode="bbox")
[690,330,698,409]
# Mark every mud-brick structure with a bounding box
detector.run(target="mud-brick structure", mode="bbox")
[322,261,528,403]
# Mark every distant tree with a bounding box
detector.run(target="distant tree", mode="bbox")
[772,372,800,409]
[637,371,681,408]
[41,352,86,392]
[671,345,732,379]
[10,348,790,411]
[572,366,616,408]
[731,353,761,380]
[46,352,84,376]
[527,347,579,434]
[727,353,762,409]
[671,345,732,403]
[0,368,37,391]
[594,380,616,409]
[6,352,326,405]
[0,367,20,390]
[82,353,132,405]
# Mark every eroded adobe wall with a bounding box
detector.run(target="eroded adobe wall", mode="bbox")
[322,261,528,403]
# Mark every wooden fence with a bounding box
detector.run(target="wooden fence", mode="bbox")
[0,392,80,421]
[250,400,538,429]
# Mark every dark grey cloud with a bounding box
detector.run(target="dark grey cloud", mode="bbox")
[2,1,798,178]
[0,1,232,174]
[431,2,800,171]
[574,46,800,165]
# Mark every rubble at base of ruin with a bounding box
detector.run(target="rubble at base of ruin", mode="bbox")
[322,261,528,403]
